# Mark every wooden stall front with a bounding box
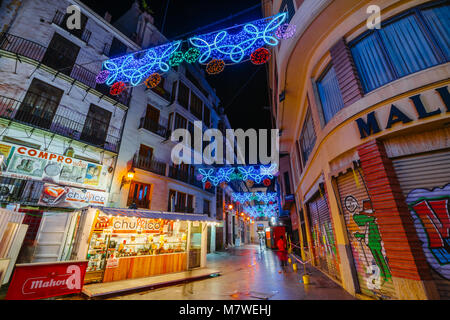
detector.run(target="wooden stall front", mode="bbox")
[103,253,187,282]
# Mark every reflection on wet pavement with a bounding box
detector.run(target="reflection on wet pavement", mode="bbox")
[109,245,355,300]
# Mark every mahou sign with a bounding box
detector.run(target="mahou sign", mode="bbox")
[6,261,88,300]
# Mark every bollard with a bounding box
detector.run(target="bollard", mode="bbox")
[303,274,310,285]
[293,263,297,271]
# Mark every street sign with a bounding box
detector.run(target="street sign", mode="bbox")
[5,260,88,300]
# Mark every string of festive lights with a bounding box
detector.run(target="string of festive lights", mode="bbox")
[232,192,278,204]
[188,13,286,64]
[197,164,278,186]
[102,41,182,87]
[145,73,162,88]
[243,204,278,218]
[98,13,295,87]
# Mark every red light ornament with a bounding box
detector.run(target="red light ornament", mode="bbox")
[263,178,271,187]
[205,181,212,189]
[110,81,126,96]
[251,48,271,65]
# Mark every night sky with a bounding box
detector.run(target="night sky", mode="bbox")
[80,0,271,130]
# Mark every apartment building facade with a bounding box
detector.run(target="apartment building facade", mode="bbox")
[264,0,449,300]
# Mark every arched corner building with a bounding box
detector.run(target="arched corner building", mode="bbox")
[264,0,450,299]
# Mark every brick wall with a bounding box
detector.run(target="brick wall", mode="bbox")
[357,139,432,281]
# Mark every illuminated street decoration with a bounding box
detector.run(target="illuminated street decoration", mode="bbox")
[95,70,110,84]
[197,164,278,186]
[243,204,278,218]
[188,13,287,64]
[275,23,297,39]
[100,13,294,88]
[206,59,225,74]
[251,48,271,65]
[232,192,278,204]
[103,41,182,86]
[145,73,162,88]
[110,81,126,95]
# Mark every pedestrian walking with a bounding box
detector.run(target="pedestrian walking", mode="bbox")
[276,235,288,271]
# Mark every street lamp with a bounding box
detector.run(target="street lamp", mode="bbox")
[120,168,135,190]
[228,204,233,210]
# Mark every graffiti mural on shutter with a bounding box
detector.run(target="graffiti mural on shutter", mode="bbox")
[307,189,340,281]
[393,151,450,300]
[336,168,396,299]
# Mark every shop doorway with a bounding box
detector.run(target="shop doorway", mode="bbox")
[188,222,202,269]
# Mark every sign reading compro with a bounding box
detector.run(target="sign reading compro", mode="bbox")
[0,141,109,191]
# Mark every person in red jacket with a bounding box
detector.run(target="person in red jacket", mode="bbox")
[276,235,288,270]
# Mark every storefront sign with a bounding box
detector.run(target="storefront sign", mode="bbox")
[356,86,449,139]
[5,261,88,300]
[93,213,163,233]
[38,183,108,208]
[0,141,109,191]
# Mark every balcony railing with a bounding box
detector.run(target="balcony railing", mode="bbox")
[0,94,121,152]
[174,205,194,214]
[52,10,92,43]
[0,33,130,106]
[139,117,169,138]
[133,154,167,176]
[0,177,44,204]
[150,85,171,101]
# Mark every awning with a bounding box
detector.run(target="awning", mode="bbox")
[90,206,217,222]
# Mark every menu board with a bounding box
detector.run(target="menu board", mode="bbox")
[0,141,110,191]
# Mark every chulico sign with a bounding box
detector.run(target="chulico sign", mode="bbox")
[93,212,164,233]
[356,85,449,139]
[0,141,110,191]
[38,183,108,208]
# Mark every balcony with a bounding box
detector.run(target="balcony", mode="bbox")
[149,85,171,101]
[133,154,167,176]
[0,33,130,106]
[174,205,194,214]
[52,10,92,43]
[0,94,121,152]
[139,117,169,138]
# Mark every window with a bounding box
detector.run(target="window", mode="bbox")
[203,107,210,127]
[350,2,450,93]
[127,182,151,208]
[42,33,80,76]
[299,109,316,164]
[171,81,178,102]
[203,199,211,216]
[280,0,296,23]
[174,113,187,130]
[190,92,203,120]
[109,37,128,57]
[187,195,194,212]
[17,79,64,129]
[178,82,190,109]
[317,65,344,124]
[81,104,112,147]
[283,171,291,195]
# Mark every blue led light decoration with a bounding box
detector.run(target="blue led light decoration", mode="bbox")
[188,13,287,65]
[197,164,278,186]
[103,41,182,87]
[243,204,278,218]
[232,192,278,204]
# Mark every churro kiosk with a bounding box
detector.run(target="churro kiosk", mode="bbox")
[70,207,215,284]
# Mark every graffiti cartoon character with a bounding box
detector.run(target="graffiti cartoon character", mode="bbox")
[352,200,392,282]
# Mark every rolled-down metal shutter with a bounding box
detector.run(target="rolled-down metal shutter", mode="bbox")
[336,168,396,299]
[392,150,450,300]
[307,191,341,282]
